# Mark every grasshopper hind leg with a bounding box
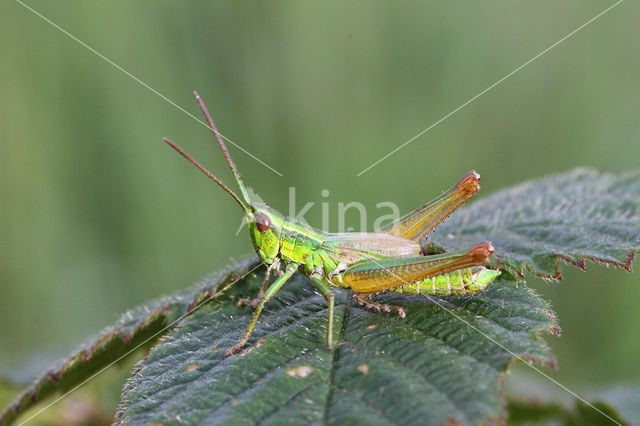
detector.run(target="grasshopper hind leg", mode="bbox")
[354,292,406,318]
[382,171,480,241]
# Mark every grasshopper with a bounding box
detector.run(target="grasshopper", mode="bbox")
[164,92,500,357]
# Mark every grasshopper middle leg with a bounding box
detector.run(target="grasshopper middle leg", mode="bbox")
[309,276,336,350]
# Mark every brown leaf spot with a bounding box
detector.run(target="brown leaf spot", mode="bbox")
[366,324,378,330]
[287,365,314,378]
[186,363,200,372]
[358,364,370,374]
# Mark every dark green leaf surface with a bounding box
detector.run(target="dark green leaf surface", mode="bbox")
[432,169,640,278]
[116,271,556,425]
[0,257,259,426]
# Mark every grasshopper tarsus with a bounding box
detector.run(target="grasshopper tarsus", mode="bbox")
[236,298,262,309]
[166,93,500,356]
[354,293,407,318]
[224,344,243,358]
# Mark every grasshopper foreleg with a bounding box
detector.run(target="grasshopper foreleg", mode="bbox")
[225,263,298,357]
[354,292,406,318]
[237,264,273,308]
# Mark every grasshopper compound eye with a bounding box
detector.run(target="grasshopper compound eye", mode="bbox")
[255,212,271,233]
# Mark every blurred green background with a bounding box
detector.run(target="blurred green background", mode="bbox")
[1,0,639,412]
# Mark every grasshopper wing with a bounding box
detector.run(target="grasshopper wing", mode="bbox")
[322,232,421,264]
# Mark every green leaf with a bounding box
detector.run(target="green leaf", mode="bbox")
[0,257,259,426]
[116,270,556,425]
[432,169,640,278]
[13,168,640,425]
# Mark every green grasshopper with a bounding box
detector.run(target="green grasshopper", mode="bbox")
[164,92,500,357]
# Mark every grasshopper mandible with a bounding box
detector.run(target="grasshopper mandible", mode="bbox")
[164,92,500,357]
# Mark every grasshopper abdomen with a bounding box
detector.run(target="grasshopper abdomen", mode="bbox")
[389,266,500,296]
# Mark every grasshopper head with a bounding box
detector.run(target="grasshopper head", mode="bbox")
[246,203,285,265]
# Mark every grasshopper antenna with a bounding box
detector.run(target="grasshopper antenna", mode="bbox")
[163,137,249,213]
[194,91,252,205]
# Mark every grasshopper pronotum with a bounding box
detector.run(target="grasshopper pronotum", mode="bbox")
[164,92,500,357]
